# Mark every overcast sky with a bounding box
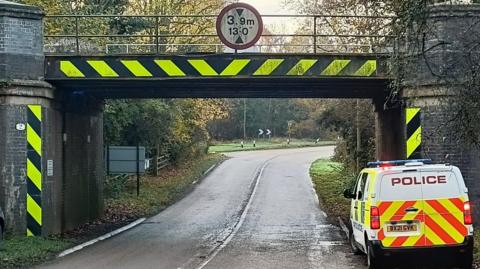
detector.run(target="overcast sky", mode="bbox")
[236,0,293,15]
[229,0,299,33]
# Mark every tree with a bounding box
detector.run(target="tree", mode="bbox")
[126,0,224,53]
[284,0,392,53]
[24,0,230,162]
[315,99,375,168]
[207,99,336,141]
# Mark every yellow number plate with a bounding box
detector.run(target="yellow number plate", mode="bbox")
[387,224,417,232]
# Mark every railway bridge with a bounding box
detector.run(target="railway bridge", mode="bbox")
[0,1,479,236]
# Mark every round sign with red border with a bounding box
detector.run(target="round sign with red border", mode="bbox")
[216,3,263,50]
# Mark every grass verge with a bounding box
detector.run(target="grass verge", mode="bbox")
[209,139,335,153]
[0,236,72,269]
[0,153,225,269]
[103,153,226,219]
[309,159,354,223]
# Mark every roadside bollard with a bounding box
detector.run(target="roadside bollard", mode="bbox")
[241,141,244,148]
[253,140,256,147]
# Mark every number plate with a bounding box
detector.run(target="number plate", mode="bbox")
[387,223,417,233]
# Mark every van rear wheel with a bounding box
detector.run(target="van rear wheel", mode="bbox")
[349,231,362,255]
[366,243,382,269]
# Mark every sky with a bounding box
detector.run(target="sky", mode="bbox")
[230,0,300,34]
[237,0,293,15]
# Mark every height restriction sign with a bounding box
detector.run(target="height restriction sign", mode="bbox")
[216,3,263,50]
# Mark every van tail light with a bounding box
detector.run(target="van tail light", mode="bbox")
[371,206,381,230]
[464,201,473,225]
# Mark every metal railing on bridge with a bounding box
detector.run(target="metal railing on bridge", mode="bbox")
[43,14,395,55]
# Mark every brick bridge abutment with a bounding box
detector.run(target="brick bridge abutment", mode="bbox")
[402,5,480,221]
[0,1,103,236]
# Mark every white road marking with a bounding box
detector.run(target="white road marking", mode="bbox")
[57,218,146,258]
[195,161,269,269]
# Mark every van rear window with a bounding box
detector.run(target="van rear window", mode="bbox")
[379,171,461,201]
[420,171,461,199]
[379,172,422,201]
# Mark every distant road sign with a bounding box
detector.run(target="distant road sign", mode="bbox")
[258,129,264,136]
[106,146,146,175]
[216,3,263,50]
[266,129,272,136]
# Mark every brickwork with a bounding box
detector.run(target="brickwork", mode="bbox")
[374,99,405,161]
[0,2,43,80]
[0,1,105,235]
[402,5,480,222]
[41,106,64,235]
[0,104,27,234]
[404,99,480,220]
[63,97,104,231]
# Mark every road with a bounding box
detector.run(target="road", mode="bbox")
[38,146,365,269]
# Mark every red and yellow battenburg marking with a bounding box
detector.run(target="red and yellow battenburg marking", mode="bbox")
[376,198,467,248]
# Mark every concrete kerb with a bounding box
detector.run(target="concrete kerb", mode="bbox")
[192,157,227,185]
[58,156,227,258]
[57,218,147,258]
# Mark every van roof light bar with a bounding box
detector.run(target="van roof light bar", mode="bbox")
[367,159,433,168]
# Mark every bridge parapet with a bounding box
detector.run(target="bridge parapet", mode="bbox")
[43,14,395,55]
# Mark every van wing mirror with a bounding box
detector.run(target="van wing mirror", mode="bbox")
[343,189,354,199]
[357,191,363,200]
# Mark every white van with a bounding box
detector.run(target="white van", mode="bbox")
[344,160,474,269]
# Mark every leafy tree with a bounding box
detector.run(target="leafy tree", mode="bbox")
[23,0,229,163]
[315,100,375,168]
[207,99,335,141]
[284,0,392,53]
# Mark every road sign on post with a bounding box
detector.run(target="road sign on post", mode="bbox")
[105,146,146,175]
[216,3,263,50]
[106,146,146,196]
[266,129,272,139]
[258,129,264,137]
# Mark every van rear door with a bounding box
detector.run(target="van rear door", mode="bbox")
[421,170,468,246]
[378,171,426,248]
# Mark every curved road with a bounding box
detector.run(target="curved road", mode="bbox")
[39,146,365,269]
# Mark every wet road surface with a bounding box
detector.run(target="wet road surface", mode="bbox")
[38,146,366,269]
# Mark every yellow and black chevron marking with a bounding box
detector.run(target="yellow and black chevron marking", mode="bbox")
[27,105,42,237]
[406,108,422,159]
[54,57,378,79]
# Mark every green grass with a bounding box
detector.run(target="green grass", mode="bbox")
[105,153,226,218]
[209,139,335,153]
[309,159,355,222]
[0,236,72,269]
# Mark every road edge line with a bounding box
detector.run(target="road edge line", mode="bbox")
[57,218,147,258]
[192,158,226,185]
[203,163,217,176]
[195,160,269,269]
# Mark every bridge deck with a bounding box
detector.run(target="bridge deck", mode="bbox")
[45,54,391,98]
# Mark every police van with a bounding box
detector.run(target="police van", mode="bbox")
[344,159,474,269]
